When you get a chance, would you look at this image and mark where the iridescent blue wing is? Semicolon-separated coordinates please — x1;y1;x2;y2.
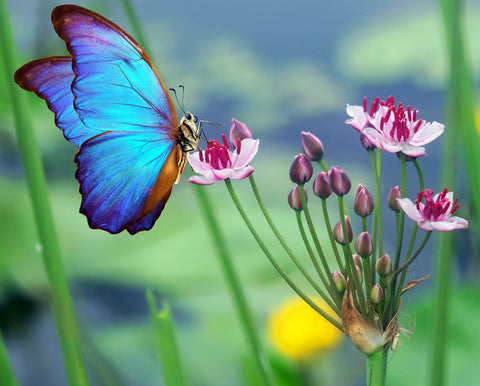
16;4;182;233
14;57;95;146
76;131;179;234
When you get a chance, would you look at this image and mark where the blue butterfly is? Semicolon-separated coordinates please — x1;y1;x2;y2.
14;4;200;234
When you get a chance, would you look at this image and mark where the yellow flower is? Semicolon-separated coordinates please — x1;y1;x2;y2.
268;297;343;360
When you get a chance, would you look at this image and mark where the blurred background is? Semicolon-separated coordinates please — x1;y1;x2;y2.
1;0;479;384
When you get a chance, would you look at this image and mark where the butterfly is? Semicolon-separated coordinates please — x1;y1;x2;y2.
14;4;200;234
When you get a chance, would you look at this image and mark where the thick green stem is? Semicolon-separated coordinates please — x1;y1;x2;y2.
193;186;276;386
0;2;88;384
366;349;388;386
0;333;17;386
146;293;187;386
225;179;343;331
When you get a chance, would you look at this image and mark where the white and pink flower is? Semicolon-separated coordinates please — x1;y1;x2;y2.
188;119;259;185
397;188;468;231
346;96;444;157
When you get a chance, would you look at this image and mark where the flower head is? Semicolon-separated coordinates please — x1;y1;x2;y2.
397;188;468;231
188;123;259;185
301;131;324;161
346;96;444;157
229;118;252;148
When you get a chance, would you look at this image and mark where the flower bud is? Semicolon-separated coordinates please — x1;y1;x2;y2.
332;271;346;294
329;166;351;196
352;254;363;270
229;118;252;149
360;134;376;151
288;186;307;211
312;172;331;199
301;131;324;161
333;216;353;245
388;186;401;212
370;284;384;304
376;254;392;277
354;232;373;258
289;154;313;184
354;184;374;217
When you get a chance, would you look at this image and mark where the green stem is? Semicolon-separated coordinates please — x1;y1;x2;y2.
366;349;388;386
225;179;343;331
393;154;407;272
338;197;367;315
370;149;383;257
0;333;17;386
297;185;340;304
0;2;88;384
146;292;187;386
193;186;276;386
249;176;337;310
295;212;341;314
321;199;345;275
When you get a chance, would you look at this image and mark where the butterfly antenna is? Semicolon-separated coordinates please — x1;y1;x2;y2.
169;87;186;115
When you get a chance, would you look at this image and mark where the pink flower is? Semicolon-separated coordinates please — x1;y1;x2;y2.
346;96;444;157
188;122;259;185
397;188;468;231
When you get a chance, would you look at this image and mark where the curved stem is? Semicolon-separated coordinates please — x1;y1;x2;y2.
370;149;383;257
295;212;341;313
193;186;276;386
0;3;88;384
248;176;338;311
225;179;343;330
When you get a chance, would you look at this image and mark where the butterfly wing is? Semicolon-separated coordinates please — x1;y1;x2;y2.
16;4;183;233
14;57;96;146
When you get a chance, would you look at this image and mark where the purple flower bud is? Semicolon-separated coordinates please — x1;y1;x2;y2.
376;254;392;277
288;185;307;211
354;184;374;217
388;186;401;212
355;232;373;258
360;134;376;151
301;131;324;161
332;271;346;294
352;254;363;270
312;172;332;199
333;215;353;245
289;154;313;184
229;119;252;149
370;284;384;304
329;166;351;196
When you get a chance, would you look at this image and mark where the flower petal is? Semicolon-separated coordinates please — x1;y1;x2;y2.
232;139;259;168
397;198;424;222
345;105;367;131
231;165;255;180
430;217;468;231
188;152;212;174
188;174;219;185
409;121;444;146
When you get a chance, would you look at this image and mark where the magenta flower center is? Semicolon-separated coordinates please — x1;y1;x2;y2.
198;134;241;170
415;188;460;222
364;95;423;143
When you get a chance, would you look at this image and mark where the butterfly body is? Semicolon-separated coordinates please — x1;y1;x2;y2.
14;5;199;234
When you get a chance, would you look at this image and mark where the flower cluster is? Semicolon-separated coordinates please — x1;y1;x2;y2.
187;96;468;360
